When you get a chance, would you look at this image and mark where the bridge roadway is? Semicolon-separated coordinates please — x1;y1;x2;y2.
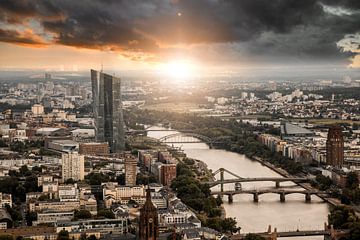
231;228;350;240
231;230;329;239
204;177;309;187
211;189;327;203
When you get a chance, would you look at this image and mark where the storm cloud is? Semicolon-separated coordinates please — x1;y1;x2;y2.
0;0;359;65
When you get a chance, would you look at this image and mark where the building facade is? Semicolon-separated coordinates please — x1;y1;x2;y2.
326;125;344;167
61;152;84;182
79;142;109;155
91;69;125;152
161;164;177;187
125;157;137;186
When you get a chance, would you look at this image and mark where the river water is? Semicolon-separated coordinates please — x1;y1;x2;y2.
147;126;329;239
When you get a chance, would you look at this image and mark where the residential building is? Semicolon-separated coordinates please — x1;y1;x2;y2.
125;157;137;186
0;193;12;208
61;152;84;182
161;164;177;187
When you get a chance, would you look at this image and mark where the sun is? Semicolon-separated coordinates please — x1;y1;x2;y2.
161;61;196;81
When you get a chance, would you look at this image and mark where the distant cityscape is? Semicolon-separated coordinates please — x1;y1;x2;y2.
0;69;357;239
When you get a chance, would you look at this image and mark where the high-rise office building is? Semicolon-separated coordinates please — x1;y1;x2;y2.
160;164;177;187
125;158;137;186
62;151;84;182
326;125;344;167
91;69;125;152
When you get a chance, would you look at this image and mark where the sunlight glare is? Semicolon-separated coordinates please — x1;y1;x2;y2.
162;61;195;81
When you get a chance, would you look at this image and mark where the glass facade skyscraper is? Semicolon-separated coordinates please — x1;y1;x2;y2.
91;69;125;152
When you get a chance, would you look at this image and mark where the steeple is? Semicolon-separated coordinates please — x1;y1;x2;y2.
139;186;159;240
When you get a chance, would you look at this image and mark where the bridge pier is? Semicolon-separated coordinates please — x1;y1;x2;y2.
220;168;224;193
228;194;233;203
275;181;280;188
253;192;259;202
280;192;285;202
305;193;311;203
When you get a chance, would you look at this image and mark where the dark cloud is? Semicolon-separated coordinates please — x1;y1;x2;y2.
0;0;359;65
0;28;46;46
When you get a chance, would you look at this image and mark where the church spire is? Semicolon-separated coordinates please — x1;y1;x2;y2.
139;186;159;240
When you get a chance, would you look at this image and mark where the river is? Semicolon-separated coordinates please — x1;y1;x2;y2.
147;126;330;239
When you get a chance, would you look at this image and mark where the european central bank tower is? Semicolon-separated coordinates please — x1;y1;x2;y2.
91;69;125;152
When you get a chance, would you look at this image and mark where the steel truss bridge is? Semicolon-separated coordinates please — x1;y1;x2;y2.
159;132;212;144
203;168;325;203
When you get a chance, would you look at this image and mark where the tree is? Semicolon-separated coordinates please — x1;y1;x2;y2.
97;209;115;219
221;217;240;233
19;165;31;176
65;178;76;184
0;235;14;240
116;174;125;185
57;230;70;240
25;211;37;226
85;172;111;185
31;166;42;173
5;204;21;227
349;221;360;240
346;172;359;189
86;235;97;240
328;206;357;229
74;209;92;220
244;234;266;240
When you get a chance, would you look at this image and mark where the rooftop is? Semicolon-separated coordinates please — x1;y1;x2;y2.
281;122;313;136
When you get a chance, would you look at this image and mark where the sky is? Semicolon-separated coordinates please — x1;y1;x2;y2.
0;0;359;72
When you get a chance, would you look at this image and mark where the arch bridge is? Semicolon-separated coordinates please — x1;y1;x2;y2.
231;224;350;240
204;168;309;192
159;132;213;145
211;189;327;203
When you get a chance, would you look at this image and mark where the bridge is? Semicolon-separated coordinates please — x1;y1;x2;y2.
159;132;212;144
211;189;326;203
231;224;350;240
204;168;310;192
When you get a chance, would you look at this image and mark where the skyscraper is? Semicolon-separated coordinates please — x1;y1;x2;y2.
62;151;84;182
91;69;125;152
326;125;344;167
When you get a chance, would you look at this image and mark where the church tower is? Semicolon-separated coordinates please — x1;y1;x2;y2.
139;188;159;240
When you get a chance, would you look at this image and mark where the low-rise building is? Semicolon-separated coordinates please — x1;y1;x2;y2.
33;211;74;226
0;193;12;208
79;142;109;155
103;182;145;207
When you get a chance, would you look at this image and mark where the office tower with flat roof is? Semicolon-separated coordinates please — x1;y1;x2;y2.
326;125;344;167
62;151;84;182
91;69;125;152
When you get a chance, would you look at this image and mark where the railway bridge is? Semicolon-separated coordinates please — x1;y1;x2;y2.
204;168;310;192
211;189;326;203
